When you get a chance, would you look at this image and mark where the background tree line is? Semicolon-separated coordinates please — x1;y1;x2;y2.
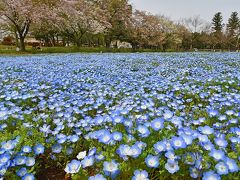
0;0;239;52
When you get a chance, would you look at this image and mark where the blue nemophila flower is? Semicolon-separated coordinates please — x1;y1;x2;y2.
145;155;159;168
112;116;124;124
66;147;73;155
165;151;178;162
52;144;62;154
208;109;219;117
103;160;120;178
134;141;147;150
117;144;131;160
25;157;35;167
151;118;164;131
95;153;105;162
0;110;7;119
0;153;10;166
14;156;26;166
22;173;34;180
81;156;95;168
64;160;81;174
88;148;97;156
215;162;228;175
68;135;79;143
201;142;214;151
89;174;106;180
202;170;220;180
181;134;193;145
225;110;235;116
218;115;226;121
112;132;123;141
34;144;44;155
132;170;149;180
163;110;173;119
137;125;150;138
165;160;179;174
198;134;210;143
129;145;142;158
209;149;225;161
225;158;239;172
124;120;133;128
39;124;51;134
171;136;187;149
99;131;112;144
214;137;228;148
198;126;214;135
153;141;166;154
189;167;200;178
1;141;15;151
16;167;27;177
21;146;32;153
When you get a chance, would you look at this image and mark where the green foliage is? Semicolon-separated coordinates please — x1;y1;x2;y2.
212;12;224;33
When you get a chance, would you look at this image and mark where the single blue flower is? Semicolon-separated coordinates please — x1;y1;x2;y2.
16;167;27;177
112;132;123;141
25;157;35;167
198;126;214;135
64;159;81;174
214;137;228;148
1;140;15;151
171;136;187;149
103;160;120;178
89;174;106;180
202;170;220;180
189;167;199;178
151;118;164;131
21;146;32;153
66;147;73;155
132;170;149;180
225;158;239;172
153;141;166;154
209;149;225;161
0;153;11;166
22;173;34;180
34;144;44;155
52;144;62;154
145;155;159;168
137;125;150;138
81;156;95;168
215;162;228;175
14;156;26;166
165;160;179;174
99;131;112;144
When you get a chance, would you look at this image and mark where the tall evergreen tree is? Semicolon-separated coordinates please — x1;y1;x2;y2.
227;12;239;36
212;12;223;33
226;12;240;50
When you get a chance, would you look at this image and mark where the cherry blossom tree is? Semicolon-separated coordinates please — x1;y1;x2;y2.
54;0;110;47
129;10;166;49
0;0;60;51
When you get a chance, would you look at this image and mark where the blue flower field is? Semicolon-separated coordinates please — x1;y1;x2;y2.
0;53;239;180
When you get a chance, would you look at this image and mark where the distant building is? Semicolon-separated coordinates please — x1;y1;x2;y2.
110;40;132;49
25;37;42;45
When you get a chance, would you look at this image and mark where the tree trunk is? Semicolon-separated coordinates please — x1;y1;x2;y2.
19;36;26;51
14;30;19;48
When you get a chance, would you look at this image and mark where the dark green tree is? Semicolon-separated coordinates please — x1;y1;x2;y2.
211;12;225;50
226;12;239;50
212;12;223;33
227;12;239;36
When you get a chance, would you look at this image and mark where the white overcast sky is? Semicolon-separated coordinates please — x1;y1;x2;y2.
130;0;240;23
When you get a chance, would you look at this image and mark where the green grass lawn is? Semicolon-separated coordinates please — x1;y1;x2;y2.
0;45;169;55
